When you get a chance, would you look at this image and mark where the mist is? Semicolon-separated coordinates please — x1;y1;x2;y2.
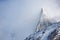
0;0;60;40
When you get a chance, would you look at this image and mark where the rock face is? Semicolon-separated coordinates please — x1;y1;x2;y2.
24;8;60;40
25;22;60;40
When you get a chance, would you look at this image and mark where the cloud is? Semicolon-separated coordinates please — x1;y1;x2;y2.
42;0;60;22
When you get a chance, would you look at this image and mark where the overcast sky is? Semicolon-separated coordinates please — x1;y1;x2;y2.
0;0;60;40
